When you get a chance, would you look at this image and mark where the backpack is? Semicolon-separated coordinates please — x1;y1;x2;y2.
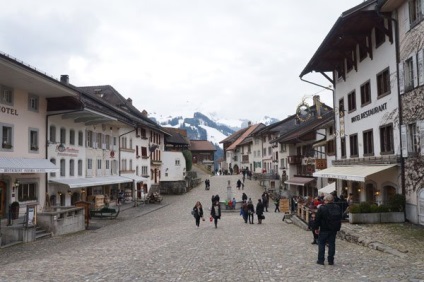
325;203;342;231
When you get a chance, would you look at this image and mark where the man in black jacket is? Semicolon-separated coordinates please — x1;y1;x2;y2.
313;194;341;266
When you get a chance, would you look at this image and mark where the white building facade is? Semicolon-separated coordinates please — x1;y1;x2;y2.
302;1;401;204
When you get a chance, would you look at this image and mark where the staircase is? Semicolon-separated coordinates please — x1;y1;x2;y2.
35;226;52;240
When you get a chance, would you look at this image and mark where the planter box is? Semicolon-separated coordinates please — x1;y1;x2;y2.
349;212;405;224
349;213;380;224
380;212;405;223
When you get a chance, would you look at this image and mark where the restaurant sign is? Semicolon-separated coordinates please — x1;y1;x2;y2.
351;103;387;123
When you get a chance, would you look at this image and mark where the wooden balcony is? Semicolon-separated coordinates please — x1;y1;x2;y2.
287;155;302;164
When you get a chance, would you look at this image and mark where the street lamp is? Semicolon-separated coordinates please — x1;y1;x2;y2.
13;179;19;192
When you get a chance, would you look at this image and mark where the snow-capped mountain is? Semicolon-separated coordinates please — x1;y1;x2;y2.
148;112;279;163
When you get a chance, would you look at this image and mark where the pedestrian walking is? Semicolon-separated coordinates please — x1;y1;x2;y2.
232;197;237;210
256;199;264;224
313;194;342;265
247;199;255;224
242;193;248;202
308;212;318;244
274;196;280;212
210;201;221;228
241;201;248;223
262;192;269;212
192;201;204;227
237;179;242;190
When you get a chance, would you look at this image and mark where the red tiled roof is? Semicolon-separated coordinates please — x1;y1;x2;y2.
227;124;261;151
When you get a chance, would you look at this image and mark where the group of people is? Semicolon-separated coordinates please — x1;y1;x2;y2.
307;191;353;218
193;196;222;228
193;188;343;266
240;198;265;224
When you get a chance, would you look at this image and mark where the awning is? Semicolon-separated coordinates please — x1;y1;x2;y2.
0;157;58;173
313;165;397;182
285;177;315;186
318;182;336;194
122;175;149;183
49;176;132;189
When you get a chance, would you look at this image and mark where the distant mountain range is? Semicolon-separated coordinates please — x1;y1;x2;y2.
149;112;279;164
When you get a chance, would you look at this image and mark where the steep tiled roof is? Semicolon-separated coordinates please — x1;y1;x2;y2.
273;108;334;143
190;140;216;151
78;85;169;135
227;124;262;151
220;127;249;144
164;127;190;145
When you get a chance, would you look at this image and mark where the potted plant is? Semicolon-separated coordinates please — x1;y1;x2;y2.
349;195;406;224
2;143;13;149
10;201;19;219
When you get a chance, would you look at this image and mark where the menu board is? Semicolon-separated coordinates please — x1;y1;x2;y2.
279;199;290;213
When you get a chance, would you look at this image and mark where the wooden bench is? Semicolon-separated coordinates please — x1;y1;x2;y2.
90;207;120;219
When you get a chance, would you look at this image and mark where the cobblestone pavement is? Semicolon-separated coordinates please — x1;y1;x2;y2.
1;173;424;281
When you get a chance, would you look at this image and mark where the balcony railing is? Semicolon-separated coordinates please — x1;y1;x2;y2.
332;155;400;166
287;155;302;164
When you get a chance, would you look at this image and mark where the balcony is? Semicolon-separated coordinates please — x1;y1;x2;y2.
151;160;162;166
287;155;302;164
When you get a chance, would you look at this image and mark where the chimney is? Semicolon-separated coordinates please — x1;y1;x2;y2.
314;95;322;119
248;121;252;127
127;98;132;105
60;75;69;84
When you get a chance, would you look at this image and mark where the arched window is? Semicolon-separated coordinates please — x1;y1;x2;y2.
78;160;83;176
78;131;83;146
70;159;75;176
69;129;75;145
60;128;66;144
49;126;56;143
365;183;376;204
60;159;66;177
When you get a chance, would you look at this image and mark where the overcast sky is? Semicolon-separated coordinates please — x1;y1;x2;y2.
1;0;362;122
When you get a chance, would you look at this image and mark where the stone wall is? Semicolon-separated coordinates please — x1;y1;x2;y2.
160;181;187;195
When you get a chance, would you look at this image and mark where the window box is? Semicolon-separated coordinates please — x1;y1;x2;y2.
2;143;12;149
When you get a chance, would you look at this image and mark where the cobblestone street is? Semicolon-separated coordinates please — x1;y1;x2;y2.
0;174;423;281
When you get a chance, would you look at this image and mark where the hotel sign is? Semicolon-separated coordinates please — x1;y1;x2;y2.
351;103;387;123
0;106;18;116
57;146;80;157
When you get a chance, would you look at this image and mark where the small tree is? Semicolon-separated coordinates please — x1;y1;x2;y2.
183;150;192;171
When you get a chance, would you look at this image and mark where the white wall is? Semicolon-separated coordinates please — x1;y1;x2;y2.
335;28;400;158
161;151;186;181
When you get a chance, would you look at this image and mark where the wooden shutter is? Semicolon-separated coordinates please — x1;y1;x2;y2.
420;121;424;155
413;52;419;88
399;62;405;94
401;124;408;157
418;49;424;86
